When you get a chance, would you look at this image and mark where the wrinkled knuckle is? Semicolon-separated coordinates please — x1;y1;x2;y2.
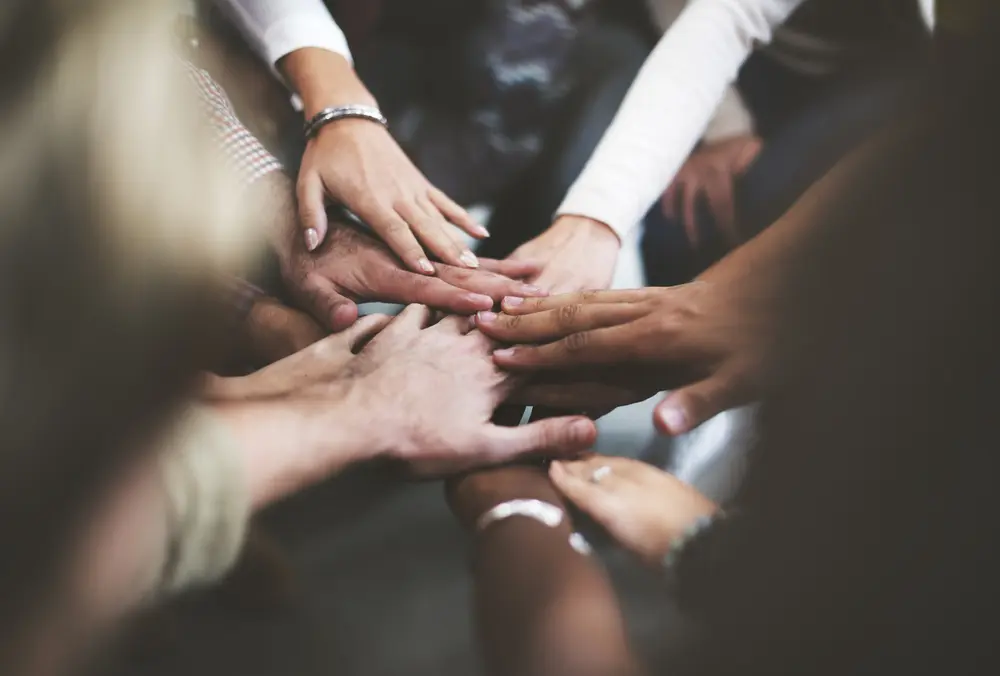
564;330;590;353
556;303;581;327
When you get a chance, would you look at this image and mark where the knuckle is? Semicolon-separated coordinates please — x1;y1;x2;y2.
556;303;581;327
563;330;590;353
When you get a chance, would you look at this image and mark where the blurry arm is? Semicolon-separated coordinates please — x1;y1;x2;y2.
448;465;643;676
557;0;803;240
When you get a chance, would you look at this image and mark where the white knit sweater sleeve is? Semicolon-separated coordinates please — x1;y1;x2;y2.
213;0;352;66
557;0;804;240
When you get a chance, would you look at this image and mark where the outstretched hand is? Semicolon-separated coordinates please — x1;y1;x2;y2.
476;283;766;435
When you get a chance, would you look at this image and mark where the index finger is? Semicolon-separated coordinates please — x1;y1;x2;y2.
373;267;495;314
500;289;649;315
491;324;635;371
475;302;644;344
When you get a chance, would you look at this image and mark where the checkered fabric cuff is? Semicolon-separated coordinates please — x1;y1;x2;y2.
183;62;284;187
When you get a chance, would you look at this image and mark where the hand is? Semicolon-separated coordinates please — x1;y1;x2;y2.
347;305;598;476
507;215;621;294
207;314;392;401
476;283;767;435
280;217;547;331
662;135;763;248
299;120;489;272
549;455;718;568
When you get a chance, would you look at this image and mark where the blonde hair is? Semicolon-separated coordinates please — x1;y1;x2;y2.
0;0;258;665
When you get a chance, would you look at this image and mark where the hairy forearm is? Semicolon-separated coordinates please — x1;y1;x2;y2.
278;47;376;118
449;466;642;676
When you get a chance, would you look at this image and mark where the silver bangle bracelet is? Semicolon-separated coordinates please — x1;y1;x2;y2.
475;499;564;532
304;104;388;140
474;499;593;556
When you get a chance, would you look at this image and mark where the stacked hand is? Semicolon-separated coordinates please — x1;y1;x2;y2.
549;455;718;568
299;120;490;273
279;208;546;332
218;305;598;494
506;215;621;295
475;283;767;434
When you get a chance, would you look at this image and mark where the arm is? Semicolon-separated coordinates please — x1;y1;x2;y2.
213;1;487;273
448;466;644;676
557;0;804;241
212;0;352;72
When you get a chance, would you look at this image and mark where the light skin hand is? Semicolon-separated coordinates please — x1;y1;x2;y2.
261;173;546;331
661;134;763;248
507;215;621;294
476;284;765;436
346;305;599;476
549;455;718;569
280;48;488;273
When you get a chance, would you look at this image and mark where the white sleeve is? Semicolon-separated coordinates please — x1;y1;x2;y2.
557;0;804;240
703;85;755;142
213;0;352;67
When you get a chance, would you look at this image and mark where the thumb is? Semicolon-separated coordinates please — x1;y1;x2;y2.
654;375;742;436
479;416;597;463
339;313;393;352
297;173;329;252
302;278;359;332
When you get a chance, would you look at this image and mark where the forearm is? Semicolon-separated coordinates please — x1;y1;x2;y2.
557;0;802;240
449;466;642;676
212;0;352;72
278;47;376;118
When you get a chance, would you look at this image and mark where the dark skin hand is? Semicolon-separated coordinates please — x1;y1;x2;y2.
475;283;766;435
476;145;862;435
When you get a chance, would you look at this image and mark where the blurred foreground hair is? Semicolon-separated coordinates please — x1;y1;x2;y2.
0;0;253;666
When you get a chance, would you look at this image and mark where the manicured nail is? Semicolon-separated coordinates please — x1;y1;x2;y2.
418;258;435;274
493;347;516;359
475;225;491;238
466;293;494;309
460;251;480;268
477;311;497;323
658;406;688;434
304;228;320;252
503;296;524;308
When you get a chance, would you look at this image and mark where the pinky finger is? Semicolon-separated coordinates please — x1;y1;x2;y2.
428;187;490;239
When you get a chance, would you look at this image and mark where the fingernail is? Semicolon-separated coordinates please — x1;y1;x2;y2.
494;347;516;359
460;251;480;268
475;225;491;238
503;296;524;308
466;293;494;309
571;419;594;440
658;406;688;434
520;285;546;296
304;228;320;252
476;311;497;323
418;258;435;274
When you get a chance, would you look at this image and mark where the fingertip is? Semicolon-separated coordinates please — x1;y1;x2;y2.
465;293;494;311
502;296;525;312
416;258;436;275
305;227;320;252
330;302;360;332
654;399;690;436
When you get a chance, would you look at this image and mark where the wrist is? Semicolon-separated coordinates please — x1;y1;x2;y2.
553;215;621;249
212;390;374;510
447;466;564;532
278;47;377;119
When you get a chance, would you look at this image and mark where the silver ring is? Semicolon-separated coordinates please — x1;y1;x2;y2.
590;465;612;484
